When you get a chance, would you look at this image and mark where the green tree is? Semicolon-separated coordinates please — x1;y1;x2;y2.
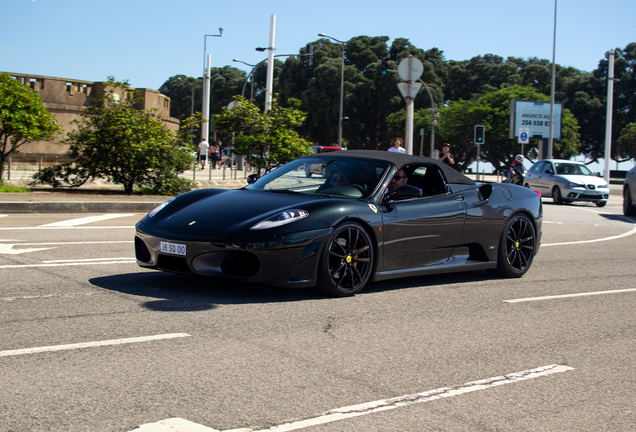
437;85;581;172
0;73;60;180
617;122;636;160
37;78;195;194
214;96;313;173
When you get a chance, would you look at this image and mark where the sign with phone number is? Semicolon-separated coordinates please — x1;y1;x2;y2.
510;99;563;140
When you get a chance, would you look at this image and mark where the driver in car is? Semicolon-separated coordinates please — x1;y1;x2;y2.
331;170;351;187
388;169;408;191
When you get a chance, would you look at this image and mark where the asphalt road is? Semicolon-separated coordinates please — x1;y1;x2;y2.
1;196;634;432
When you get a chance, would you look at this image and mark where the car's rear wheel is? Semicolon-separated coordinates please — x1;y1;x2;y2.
317;222;374;297
494;213;536;278
552;186;563;205
624;187;636;216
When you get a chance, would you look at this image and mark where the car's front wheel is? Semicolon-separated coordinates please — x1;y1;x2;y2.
493;213;536;278
624;187;636;216
317;222;374;297
552;186;563;205
595;201;607;208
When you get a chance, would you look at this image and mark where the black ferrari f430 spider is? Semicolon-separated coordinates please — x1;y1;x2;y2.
135;150;542;296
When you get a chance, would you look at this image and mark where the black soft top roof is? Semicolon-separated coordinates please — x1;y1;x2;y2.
303;149;475;186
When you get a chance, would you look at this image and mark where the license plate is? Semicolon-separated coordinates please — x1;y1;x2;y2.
585;191;599;196
159;241;186;256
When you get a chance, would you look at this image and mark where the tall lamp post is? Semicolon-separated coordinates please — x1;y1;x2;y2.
318;33;346;147
202;28;223;141
235;53;312;103
233;59;257;100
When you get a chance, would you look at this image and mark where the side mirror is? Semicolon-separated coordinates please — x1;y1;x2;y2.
247;174;259;184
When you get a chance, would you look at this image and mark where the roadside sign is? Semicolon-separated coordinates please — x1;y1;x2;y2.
397;82;422;99
398;57;423;82
518;127;530;144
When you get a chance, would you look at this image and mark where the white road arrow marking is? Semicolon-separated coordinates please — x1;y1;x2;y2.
0;244;55;255
39;213;134;227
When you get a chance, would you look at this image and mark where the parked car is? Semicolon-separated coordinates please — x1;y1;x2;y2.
305;146;345;177
624;164;636;216
524;159;609;207
135;151;542;297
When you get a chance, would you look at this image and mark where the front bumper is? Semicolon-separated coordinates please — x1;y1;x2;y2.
135;222;332;288
564;188;609;202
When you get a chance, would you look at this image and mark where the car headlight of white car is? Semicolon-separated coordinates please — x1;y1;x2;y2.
566;182;585;188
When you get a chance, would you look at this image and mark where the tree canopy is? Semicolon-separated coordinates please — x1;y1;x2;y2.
0;73;60;180
160;39;636;168
213;96;313;173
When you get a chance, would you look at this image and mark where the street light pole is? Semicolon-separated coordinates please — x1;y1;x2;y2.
417;79;437;158
319;33;346;147
233;59;257;100
235;53;312;103
202;28;223;142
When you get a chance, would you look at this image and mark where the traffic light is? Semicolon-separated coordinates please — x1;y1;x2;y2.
381;58;388;75
474;125;485;144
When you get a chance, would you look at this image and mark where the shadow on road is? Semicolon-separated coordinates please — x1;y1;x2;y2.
90;268;495;311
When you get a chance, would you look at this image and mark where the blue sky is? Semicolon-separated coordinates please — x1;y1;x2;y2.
1;0;634;91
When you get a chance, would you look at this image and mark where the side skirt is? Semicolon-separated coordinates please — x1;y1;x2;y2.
372;257;496;282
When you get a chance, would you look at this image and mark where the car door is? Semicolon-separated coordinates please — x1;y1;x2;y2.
381;184;467;272
532;161;554;196
525;161;544;190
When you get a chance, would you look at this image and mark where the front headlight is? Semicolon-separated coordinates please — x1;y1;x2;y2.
566;182;584;188
149;197;176;218
250;209;309;230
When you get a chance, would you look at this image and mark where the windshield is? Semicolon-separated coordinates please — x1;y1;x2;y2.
245;157;390;199
554;162;594;176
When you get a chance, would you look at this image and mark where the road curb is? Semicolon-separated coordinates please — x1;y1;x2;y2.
0;201;163;214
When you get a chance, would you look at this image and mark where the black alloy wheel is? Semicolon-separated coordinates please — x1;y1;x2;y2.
317;222;374;297
625;187;636;216
552;186;563;205
494;213;536;278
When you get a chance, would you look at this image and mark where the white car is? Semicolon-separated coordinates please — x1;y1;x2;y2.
624;164;636;216
524;159;609;207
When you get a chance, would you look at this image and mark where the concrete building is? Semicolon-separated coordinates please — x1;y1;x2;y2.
3;72;179;165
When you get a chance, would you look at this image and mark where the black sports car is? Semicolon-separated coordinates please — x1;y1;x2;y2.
135;150;542;296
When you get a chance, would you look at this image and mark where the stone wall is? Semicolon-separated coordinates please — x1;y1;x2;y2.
4;72;179;162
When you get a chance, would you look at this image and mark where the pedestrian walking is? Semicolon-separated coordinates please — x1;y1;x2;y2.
198;138;209;170
209;141;220;169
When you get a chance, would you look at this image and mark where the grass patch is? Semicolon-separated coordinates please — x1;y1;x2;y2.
0;181;30;193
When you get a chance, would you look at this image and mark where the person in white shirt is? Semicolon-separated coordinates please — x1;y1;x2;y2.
198;138;210;170
387;137;405;153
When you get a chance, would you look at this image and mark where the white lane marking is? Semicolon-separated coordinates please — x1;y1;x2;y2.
0;333;191;358
0;226;135;230
505;288;636;303
0;260;137;269
542;221;636;246
1;292;96;302
130;365;574;432
0;241;132;246
42;257;134;263
0;244;55;255
39;214;135;227
0;215;7;218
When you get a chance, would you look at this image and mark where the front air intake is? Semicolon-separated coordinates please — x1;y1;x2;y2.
221;251;260;277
